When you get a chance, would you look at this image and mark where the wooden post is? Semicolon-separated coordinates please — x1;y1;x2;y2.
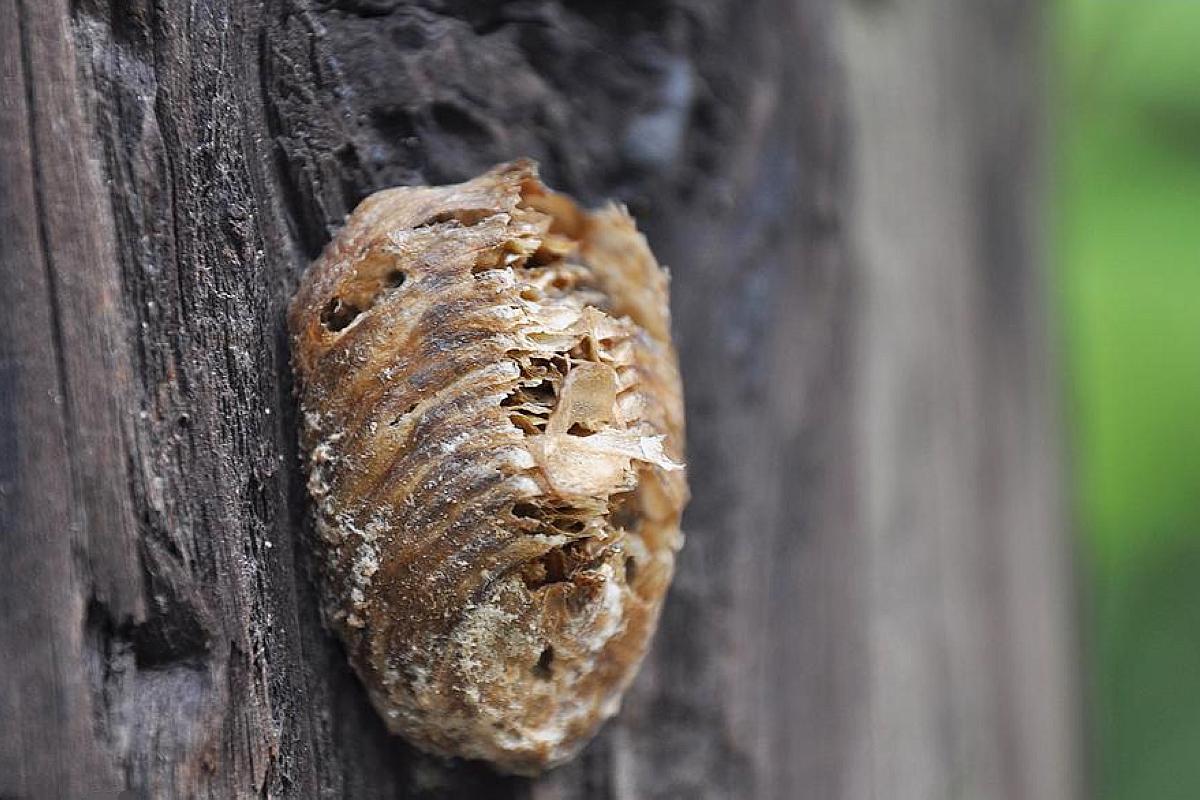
0;0;1079;797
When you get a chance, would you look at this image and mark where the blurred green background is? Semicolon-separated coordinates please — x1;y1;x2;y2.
1056;1;1200;797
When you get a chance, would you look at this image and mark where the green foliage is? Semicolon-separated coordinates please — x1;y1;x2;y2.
1056;1;1200;796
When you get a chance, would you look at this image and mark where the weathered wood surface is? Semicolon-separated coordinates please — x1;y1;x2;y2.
0;0;1078;798
838;3;1080;798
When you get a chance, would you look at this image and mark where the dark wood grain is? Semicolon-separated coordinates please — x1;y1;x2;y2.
0;0;1079;798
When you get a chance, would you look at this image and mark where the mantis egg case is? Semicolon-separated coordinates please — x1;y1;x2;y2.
288;161;687;775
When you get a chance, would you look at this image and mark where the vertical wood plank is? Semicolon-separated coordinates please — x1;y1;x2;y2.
840;1;1081;798
0;0;1078;797
1;1;136;795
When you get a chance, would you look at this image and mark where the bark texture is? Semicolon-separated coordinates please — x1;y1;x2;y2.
0;0;1078;798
